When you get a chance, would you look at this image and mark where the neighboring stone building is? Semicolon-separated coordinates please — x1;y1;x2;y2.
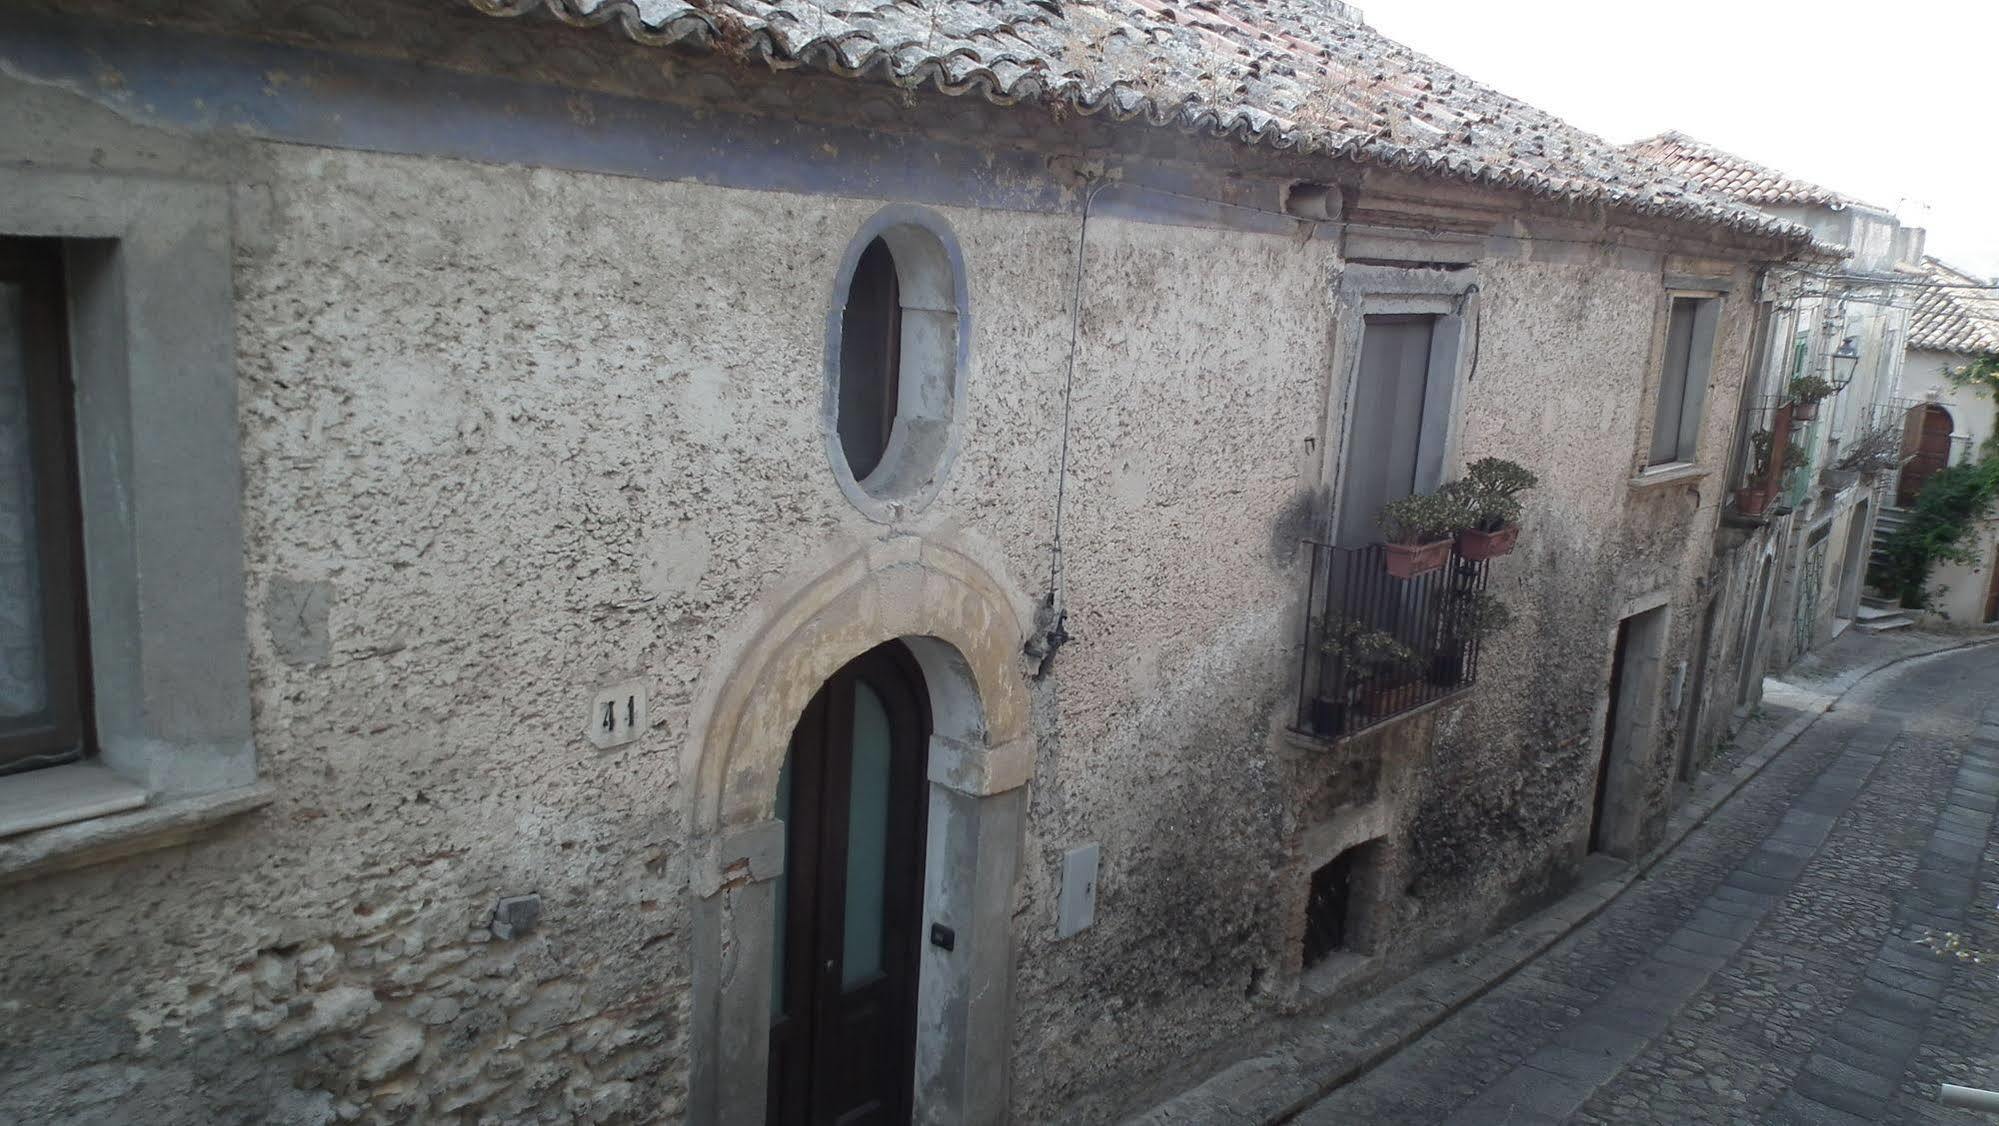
1623;132;1927;772
0;2;1815;1123
1893;256;1999;624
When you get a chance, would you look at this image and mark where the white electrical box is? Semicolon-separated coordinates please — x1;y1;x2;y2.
1056;843;1100;939
588;679;648;750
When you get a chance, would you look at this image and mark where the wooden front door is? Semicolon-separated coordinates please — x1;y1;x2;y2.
1897;404;1955;506
769;641;930;1126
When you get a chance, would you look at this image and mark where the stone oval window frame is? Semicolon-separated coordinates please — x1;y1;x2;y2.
823;206;971;522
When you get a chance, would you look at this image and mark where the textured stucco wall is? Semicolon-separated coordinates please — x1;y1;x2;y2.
1392;250;1756;936
0;29;1781;1126
0;94;1333;1121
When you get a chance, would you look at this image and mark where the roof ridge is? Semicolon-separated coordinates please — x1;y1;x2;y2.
466;0;1815;246
1620;129;1879;212
1910;256;1999;356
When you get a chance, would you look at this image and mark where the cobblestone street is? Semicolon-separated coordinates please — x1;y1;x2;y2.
1294;639;1999;1125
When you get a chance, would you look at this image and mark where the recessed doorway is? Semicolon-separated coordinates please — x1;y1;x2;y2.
769;640;931;1126
1592;604;1667;857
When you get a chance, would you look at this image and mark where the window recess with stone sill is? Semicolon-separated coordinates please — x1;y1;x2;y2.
0;240;88;781
0;172;267;874
1295;542;1491;740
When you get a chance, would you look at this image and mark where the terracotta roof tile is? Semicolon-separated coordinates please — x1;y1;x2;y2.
468;0;1813;244
1908;257;1999;356
1621;130;1880;211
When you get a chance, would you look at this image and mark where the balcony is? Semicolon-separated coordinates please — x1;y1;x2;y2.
1294;541;1493;740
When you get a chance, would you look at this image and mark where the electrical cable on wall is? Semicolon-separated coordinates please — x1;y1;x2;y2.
1026;175;1108;678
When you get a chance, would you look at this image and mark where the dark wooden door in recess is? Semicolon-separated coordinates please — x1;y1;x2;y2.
1897;404;1955;506
768;641;930;1126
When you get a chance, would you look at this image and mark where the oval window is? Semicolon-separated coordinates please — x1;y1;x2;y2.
839;238;901;481
825;210;968;520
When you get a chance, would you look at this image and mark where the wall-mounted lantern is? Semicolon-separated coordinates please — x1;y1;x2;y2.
1829;336;1861;390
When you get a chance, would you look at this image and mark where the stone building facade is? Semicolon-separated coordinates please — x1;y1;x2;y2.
0;2;1813;1123
1897;256;1999;625
1625;133;1931;779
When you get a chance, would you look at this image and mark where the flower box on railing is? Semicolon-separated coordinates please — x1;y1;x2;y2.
1455;524;1519;561
1734;484;1775;516
1294;541;1495;740
1383;537;1453;579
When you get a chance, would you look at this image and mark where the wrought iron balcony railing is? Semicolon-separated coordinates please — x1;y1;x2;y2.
1294;541;1492;739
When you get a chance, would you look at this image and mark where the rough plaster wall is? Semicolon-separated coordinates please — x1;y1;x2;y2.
0;122;1335;1121
1392;252;1751;946
1009;216;1331;1119
0;138;1077;1123
0;77;1783;1126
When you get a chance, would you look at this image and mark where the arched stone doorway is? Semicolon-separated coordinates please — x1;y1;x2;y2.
1897;403;1955;506
683;534;1031;1126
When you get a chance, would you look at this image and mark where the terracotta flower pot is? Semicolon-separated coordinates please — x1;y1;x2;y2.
1361;677;1419;717
1383;536;1454;579
1734;485;1774;516
1791;400;1819;422
1455;524;1519;561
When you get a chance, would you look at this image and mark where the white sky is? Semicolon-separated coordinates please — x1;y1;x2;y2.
1364;0;1999;277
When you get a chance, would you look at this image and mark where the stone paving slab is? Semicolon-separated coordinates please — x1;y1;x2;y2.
1125;629;1999;1126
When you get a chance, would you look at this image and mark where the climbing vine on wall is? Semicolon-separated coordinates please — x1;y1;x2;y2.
1876;457;1999;611
1875;351;1999;610
1948;354;1999;423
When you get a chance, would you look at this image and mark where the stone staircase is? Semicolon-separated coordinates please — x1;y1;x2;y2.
1856;597;1916;632
1861;506;1920;630
1869;505;1914;573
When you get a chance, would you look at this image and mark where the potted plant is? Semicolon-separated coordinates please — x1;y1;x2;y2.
1431;589;1513;686
1787;374;1835;422
1314;616;1422;729
1736;430;1778;516
1445;457;1538;561
1356;630;1425;716
1377;491;1469;579
1827;422;1901;489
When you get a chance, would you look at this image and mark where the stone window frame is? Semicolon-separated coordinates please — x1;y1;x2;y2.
0;165;268;883
822;206;972;524
1320;264;1481;545
1287;799;1396;1004
1631;276;1731;485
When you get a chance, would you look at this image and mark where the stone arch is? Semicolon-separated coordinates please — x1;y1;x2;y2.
687;534;1029;843
684;533;1032;1126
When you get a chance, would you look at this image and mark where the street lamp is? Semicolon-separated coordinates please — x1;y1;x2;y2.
1829;336;1861;390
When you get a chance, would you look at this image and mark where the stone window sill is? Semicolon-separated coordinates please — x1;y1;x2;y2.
1283;685;1476;753
1628;462;1708;491
0;762;147;837
0;773;273;886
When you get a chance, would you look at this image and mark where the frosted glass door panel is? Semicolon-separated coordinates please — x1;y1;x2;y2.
841;681;891;988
